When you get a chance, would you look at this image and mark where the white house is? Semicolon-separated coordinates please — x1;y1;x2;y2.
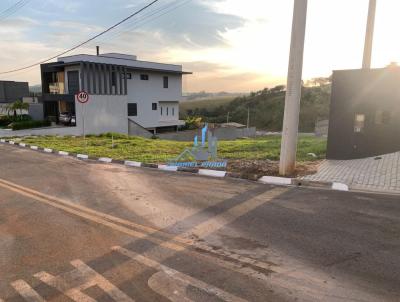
40;52;191;135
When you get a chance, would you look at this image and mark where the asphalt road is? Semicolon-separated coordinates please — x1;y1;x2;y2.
0;144;400;302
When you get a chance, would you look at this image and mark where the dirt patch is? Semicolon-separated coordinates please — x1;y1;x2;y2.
227;159;322;178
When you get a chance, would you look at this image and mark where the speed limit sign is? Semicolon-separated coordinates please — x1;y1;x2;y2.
76;91;89;104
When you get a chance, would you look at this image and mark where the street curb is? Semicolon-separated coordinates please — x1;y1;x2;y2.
0;138;352;193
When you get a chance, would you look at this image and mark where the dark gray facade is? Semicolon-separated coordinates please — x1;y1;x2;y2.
0;81;29;103
327;67;400;159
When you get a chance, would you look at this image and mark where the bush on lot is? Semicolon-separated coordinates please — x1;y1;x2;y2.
0;115;32;127
11;120;51;130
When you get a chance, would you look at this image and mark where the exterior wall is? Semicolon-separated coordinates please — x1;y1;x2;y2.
29;103;44;121
64;65;80;94
75;95;129;135
327;68;400;159
0;81;29;103
125;71;182;128
128;119;153;138
159;102;179;122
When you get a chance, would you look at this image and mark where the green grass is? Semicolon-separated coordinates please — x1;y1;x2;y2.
180;96;236;112
18;134;326;164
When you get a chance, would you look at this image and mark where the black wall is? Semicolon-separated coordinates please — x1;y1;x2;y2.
327;68;400;159
0;81;29;103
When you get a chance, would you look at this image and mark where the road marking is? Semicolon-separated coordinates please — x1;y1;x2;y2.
148;271;194;302
114;246;247;302
71;260;134;302
34;260;134;302
10;280;45;302
0;177;286;278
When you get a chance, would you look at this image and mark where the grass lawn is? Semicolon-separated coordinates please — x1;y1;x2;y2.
17;134;326;164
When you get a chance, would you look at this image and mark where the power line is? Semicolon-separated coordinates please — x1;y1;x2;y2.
0;0;31;21
0;0;160;75
92;0;192;47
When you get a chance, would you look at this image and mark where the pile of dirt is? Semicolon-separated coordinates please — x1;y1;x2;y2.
227;159;322;179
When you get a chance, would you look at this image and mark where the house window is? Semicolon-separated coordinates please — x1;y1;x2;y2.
161;107;163;115
375;110;391;125
163;76;169;88
123;73;132;79
152;103;157;110
127;103;137;116
166;107;169;116
140;74;149;81
354;114;365;133
172;107;175;116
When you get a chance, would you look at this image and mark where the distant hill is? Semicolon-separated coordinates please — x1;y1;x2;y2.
180;83;331;132
183;91;247;102
29;85;42;94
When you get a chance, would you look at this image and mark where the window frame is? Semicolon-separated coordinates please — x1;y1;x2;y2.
127;103;137;117
163;76;169;88
152;103;158;111
140;74;149;81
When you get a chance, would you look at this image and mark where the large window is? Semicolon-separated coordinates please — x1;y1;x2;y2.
128;103;137;116
140;74;149;81
152;103;157;110
354;114;365;133
375;110;391;125
111;72;116;86
163;76;169;88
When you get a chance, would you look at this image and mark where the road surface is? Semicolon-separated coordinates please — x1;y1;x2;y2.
0;144;400;301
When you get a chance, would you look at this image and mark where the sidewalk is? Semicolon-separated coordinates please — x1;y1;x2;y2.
302;152;400;194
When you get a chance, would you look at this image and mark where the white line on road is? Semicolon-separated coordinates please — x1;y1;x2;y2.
11;280;45;302
113;246;247;302
0;177;285;280
71;260;134;302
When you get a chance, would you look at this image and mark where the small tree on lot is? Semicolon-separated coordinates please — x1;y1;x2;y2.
6;101;29;119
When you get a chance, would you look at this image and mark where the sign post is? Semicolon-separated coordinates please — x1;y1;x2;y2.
75;91;89;151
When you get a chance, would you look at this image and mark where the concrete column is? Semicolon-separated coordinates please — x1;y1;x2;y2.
109;65;113;95
86;63;91;94
92;63;97;94
362;0;376;69
124;67;128;95
279;0;308;176
119;66;123;96
80;63;85;91
103;65;108;95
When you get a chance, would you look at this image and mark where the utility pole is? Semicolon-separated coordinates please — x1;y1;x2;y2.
227;111;230;123
247;107;250;128
362;0;377;69
279;0;308;176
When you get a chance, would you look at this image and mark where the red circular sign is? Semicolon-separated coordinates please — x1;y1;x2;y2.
76;91;89;104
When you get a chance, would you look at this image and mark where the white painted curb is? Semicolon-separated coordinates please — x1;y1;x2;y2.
158;165;178;172
99;157;113;163
19;143;26;147
30;146;38;150
58;151;69;156
9;141;15;145
258;176;292;185
44;148;53;153
199;169;227;178
124;160;142;167
77;154;89;159
332;182;349;191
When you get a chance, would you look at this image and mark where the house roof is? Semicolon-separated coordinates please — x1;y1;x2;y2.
52;53;192;75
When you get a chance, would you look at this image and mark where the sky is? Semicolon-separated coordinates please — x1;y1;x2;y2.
0;0;399;92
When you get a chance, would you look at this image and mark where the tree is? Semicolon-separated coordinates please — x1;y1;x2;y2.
6;100;29;119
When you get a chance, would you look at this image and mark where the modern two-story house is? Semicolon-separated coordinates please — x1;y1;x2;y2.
40;52;191;135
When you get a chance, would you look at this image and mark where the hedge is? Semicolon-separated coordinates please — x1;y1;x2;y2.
11;120;51;130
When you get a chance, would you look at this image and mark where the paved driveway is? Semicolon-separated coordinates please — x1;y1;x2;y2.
302;152;400;194
1;144;400;301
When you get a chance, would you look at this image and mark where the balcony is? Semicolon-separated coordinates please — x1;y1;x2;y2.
48;83;65;94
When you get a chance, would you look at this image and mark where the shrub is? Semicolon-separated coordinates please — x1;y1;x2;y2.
11;120;51;130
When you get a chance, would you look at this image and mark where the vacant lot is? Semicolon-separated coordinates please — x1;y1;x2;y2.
180;96;235;113
18;134;326;164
